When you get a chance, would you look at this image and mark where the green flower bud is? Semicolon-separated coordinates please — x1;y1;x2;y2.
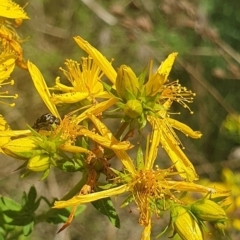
27;154;50;172
2;137;38;159
116;65;139;101
171;205;203;240
191;199;227;222
123;99;143;118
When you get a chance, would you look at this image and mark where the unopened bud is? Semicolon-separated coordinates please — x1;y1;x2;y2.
191;199;227;222
171;205;203;240
27;154;50;172
2;137;39;159
116;65;139;101
123;99;143;118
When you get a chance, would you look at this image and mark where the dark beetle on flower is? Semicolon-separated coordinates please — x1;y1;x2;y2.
32;113;60;130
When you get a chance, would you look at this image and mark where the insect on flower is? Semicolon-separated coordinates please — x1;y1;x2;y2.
32;113;60;130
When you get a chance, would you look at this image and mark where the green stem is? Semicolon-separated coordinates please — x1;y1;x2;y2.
115;121;130;140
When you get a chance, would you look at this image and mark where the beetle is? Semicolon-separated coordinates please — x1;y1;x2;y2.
32;113;60;130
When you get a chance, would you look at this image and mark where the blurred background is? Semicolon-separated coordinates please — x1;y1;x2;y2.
1;0;240;239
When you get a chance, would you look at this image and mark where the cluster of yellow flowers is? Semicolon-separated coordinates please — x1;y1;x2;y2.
0;1;230;239
0;0;29;106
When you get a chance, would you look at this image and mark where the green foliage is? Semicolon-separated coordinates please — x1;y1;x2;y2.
0;186;84;239
92;197;120;228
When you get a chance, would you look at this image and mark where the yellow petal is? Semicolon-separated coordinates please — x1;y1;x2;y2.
0;0;29;19
161;132;198;181
141;220;151;240
168;118;202;139
87;113;136;174
145;117;161;170
0;130;31;137
51;92;89;104
75;98;117;124
50;77;74;92
0;114;11;152
144;53;178;96
114;150;137;175
27;61;61;119
155;52;178;84
74;36;117;84
79;128;133;151
54;184;129;208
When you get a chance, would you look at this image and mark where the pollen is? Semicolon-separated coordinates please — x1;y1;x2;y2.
54;115;80;144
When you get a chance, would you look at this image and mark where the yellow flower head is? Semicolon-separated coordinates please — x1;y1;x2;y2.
50;57;111;104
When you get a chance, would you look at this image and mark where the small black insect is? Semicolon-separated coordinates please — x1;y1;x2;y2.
32;113;60;130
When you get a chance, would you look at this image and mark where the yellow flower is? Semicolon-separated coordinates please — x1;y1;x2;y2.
53;114;216;239
0;0;29;19
143;53;201;181
50;57;112;104
0;22;28;70
0;51;18;106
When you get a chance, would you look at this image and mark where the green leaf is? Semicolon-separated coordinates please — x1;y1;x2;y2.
102;81;118;97
0;233;4;240
14;161;28;171
23;221;34;236
120;195;134;208
138;66;147;89
4;211;34;226
92;197;120;228
40;169;50;180
56;159;85;172
27;186;37;204
0;197;21;211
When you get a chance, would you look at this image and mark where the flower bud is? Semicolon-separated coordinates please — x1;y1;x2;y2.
123;99;143;118
2;137;39;159
116;65;139;101
27;154;50;172
191;199;227;222
171;205;203;240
